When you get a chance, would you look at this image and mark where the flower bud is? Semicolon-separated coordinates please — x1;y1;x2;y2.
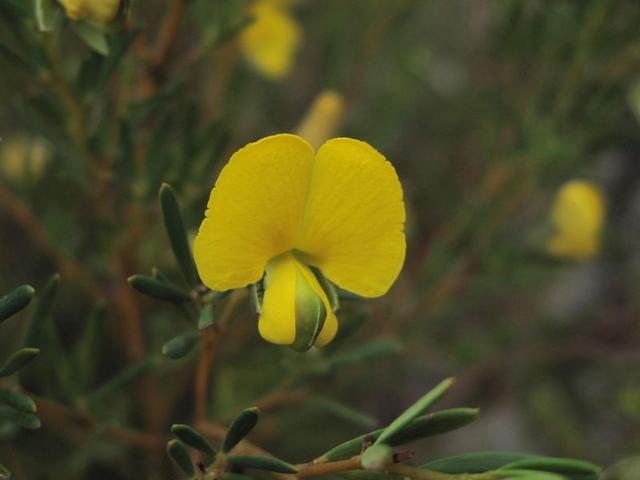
296;90;345;150
61;0;121;24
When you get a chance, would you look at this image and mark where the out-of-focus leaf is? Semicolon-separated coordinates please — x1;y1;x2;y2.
0;285;34;323
500;458;601;480
327;338;402;370
227;455;298;474
0;389;36;414
494;469;565;480
0;405;41;429
128;274;191;303
22;275;59;347
197;303;215;330
222;474;255;480
310;397;377;429
159;183;200;288
72;22;109;56
319;408;478;462
374;378;454;445
34;0;60;32
74;303;107;390
85;357;154;404
0;463;11;480
0;348;40;377
422;452;540;474
162;331;199;359
171;424;216;460
167;439;194;476
222;407;259;453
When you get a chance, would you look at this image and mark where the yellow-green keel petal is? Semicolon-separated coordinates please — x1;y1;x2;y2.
258;254;337;350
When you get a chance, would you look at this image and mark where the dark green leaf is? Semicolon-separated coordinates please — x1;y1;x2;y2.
222;407;259;453
162;331;199;359
0;405;41;429
0;389;36;413
167;439;194;476
86;357;154;404
75;303;107;390
22;275;59;348
227;455;298;474
34;0;60;32
423;452;540;474
328;338;402;370
171;424;216;458
0;285;34;322
72;22;109;56
128;274;191;303
341;472;403;480
222;474;255;480
319;408;478;462
494;469;565;480
500;458;601;480
374;378;454;445
0;348;40;377
159;183;200;288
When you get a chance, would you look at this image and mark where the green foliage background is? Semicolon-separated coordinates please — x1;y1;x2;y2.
0;0;639;478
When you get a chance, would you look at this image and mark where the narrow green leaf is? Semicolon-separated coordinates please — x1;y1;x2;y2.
494;469;565;480
197;303;215;330
222;407;259;453
423;452;540;474
0;389;36;413
0;463;11;480
0;348;40;377
361;444;392;470
320;408;478;462
72;22;109;55
34;0;60;32
162;331;199;359
374;378;454;446
167;439;194;476
227;455;298;474
128;274;191;303
0;285;35;322
0;405;41;429
328;338;402;370
75;303;108;389
500;458;601;480
159;183;200;288
311;397;377;429
222;474;255;480
86;357;154;404
22;274;59;348
171;424;216;458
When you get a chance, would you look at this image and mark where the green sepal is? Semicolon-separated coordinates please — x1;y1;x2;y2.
499;457;601;480
128;274;191;303
310;267;339;312
171;424;216;462
162;331;199;359
0;285;35;323
422;452;540;474
248;283;262;315
319;408;478;462
167;439;195;476
222;407;259;453
361;444;392;471
34;0;60;32
227;455;298;474
22;275;59;348
0;348;40;377
159;183;201;288
0;404;41;430
72;21;109;55
374;378;454;446
0;389;37;414
197;303;215;330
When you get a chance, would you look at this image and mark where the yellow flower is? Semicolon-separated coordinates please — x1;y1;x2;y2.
194;134;405;350
61;0;121;24
239;1;301;80
547;180;606;260
296;90;345;149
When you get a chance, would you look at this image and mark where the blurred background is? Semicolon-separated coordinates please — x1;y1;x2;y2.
0;0;639;478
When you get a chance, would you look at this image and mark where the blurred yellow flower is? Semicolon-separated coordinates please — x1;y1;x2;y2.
61;0;121;23
239;0;301;80
194;134;405;350
0;136;49;183
297;90;345;149
547;180;606;260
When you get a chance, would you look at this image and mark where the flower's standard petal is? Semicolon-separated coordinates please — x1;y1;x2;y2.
193;134;314;291
240;2;301;80
296;138;406;298
258;253;337;348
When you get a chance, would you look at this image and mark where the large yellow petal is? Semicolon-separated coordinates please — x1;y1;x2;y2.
193;134;314;291
258;253;337;348
295;138;406;297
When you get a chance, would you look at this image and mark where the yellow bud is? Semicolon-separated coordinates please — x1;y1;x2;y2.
296;90;345;150
0;136;49;184
61;0;121;24
547;179;606;260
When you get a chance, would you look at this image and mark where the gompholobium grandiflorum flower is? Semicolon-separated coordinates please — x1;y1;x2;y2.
193;134;405;351
547;179;606;260
61;0;122;23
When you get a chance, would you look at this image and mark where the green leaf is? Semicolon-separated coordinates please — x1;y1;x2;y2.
0;389;36;413
319;408;478;462
22;274;59;348
167;439;194;476
86;357;154;404
0;405;41;429
75;303;108;390
72;22;109;55
328;338;403;370
494;469;566;480
500;458;601;480
361;444;392;470
222;474;255;480
128;274;191;303
0;348;40;377
310;397;377;429
227;455;298;474
423;452;540;474
222;407;259;453
0;285;35;323
34;0;60;32
159;183;201;288
374;378;454;446
162;331;199;359
171;424;216;459
0;463;11;480
197;303;215;330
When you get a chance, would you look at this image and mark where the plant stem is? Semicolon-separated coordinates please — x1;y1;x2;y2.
297;456;362;478
387;463;495;480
